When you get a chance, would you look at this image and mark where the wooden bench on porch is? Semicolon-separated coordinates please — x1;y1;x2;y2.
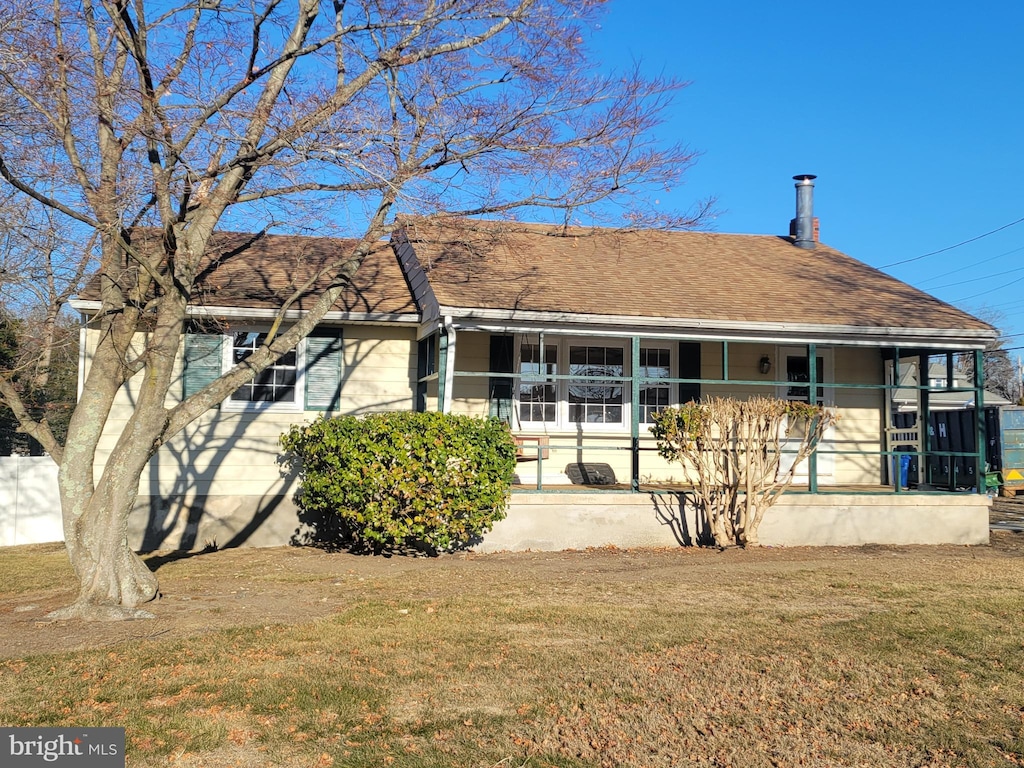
514;435;550;462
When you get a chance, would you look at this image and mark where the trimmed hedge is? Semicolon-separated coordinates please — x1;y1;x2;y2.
281;412;517;554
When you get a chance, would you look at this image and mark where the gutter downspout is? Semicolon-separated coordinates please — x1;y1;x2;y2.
77;314;88;401
440;316;456;414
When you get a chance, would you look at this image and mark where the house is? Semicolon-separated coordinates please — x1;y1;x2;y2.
71;178;997;552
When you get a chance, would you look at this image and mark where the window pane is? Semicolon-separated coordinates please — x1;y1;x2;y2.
637;347;671;424
519;343;557;423
568;345;625;424
230;332;297;404
252;385;274;401
786;355;825;402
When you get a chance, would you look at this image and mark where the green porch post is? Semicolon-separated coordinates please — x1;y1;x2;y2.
893;346;903;494
631;335;640;492
975;347;986;494
807;343;818;493
918;353;932;488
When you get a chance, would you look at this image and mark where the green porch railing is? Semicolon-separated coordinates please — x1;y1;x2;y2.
418;335;988;497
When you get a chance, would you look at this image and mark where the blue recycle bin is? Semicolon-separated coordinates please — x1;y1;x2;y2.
892;454;911;488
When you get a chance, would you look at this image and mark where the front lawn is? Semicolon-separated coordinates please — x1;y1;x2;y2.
1;538;1023;767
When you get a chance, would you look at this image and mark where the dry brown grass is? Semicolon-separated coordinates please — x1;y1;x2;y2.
1;535;1023;767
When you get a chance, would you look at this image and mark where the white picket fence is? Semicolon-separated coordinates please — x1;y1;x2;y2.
0;457;63;546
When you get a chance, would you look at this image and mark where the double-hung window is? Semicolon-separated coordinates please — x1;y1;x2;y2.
638;347;672;424
182;326;344;413
518;342;558;424
229;332;299;406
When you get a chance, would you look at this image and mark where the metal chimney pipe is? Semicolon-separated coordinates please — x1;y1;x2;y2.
793;174;817;249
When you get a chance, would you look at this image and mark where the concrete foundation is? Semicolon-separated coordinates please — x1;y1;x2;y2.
476;491;991;552
128;490;991;553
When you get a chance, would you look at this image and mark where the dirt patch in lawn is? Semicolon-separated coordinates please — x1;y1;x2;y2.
2;509;1024;660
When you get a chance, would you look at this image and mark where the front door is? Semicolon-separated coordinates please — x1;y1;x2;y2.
777;346;835;484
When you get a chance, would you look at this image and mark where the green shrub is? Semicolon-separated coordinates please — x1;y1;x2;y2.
281;412;517;554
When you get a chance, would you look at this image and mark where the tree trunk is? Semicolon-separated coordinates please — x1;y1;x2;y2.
48;474;158;621
46;285;184;621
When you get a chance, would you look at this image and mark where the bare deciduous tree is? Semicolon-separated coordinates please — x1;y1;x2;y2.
651;397;838;548
0;0;708;618
955;309;1023;405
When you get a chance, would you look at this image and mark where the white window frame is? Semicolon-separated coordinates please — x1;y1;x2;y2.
512;336;674;432
517;340;559;426
221;328;306;413
565;341;628;430
637;345;674;425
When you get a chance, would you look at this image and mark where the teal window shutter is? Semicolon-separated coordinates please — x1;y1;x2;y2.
305;330;344;411
183;333;223;398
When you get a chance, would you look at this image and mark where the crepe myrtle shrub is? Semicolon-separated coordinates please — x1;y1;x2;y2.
281;412;517;554
650;397;838;548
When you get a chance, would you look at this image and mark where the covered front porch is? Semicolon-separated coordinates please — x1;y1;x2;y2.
417;323;992;494
413;322;992;548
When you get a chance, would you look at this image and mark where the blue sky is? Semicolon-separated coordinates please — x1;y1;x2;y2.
590;0;1024;356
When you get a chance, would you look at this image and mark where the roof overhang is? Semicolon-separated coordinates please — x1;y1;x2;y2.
69;299;422;327
424;306;997;349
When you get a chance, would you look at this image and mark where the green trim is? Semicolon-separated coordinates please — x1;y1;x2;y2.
975;348;986;494
631;335;640;492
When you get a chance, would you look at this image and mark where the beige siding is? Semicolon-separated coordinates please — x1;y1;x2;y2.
450;330;492;417
88;326;888;499
88;324;417;498
832;347;886;485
